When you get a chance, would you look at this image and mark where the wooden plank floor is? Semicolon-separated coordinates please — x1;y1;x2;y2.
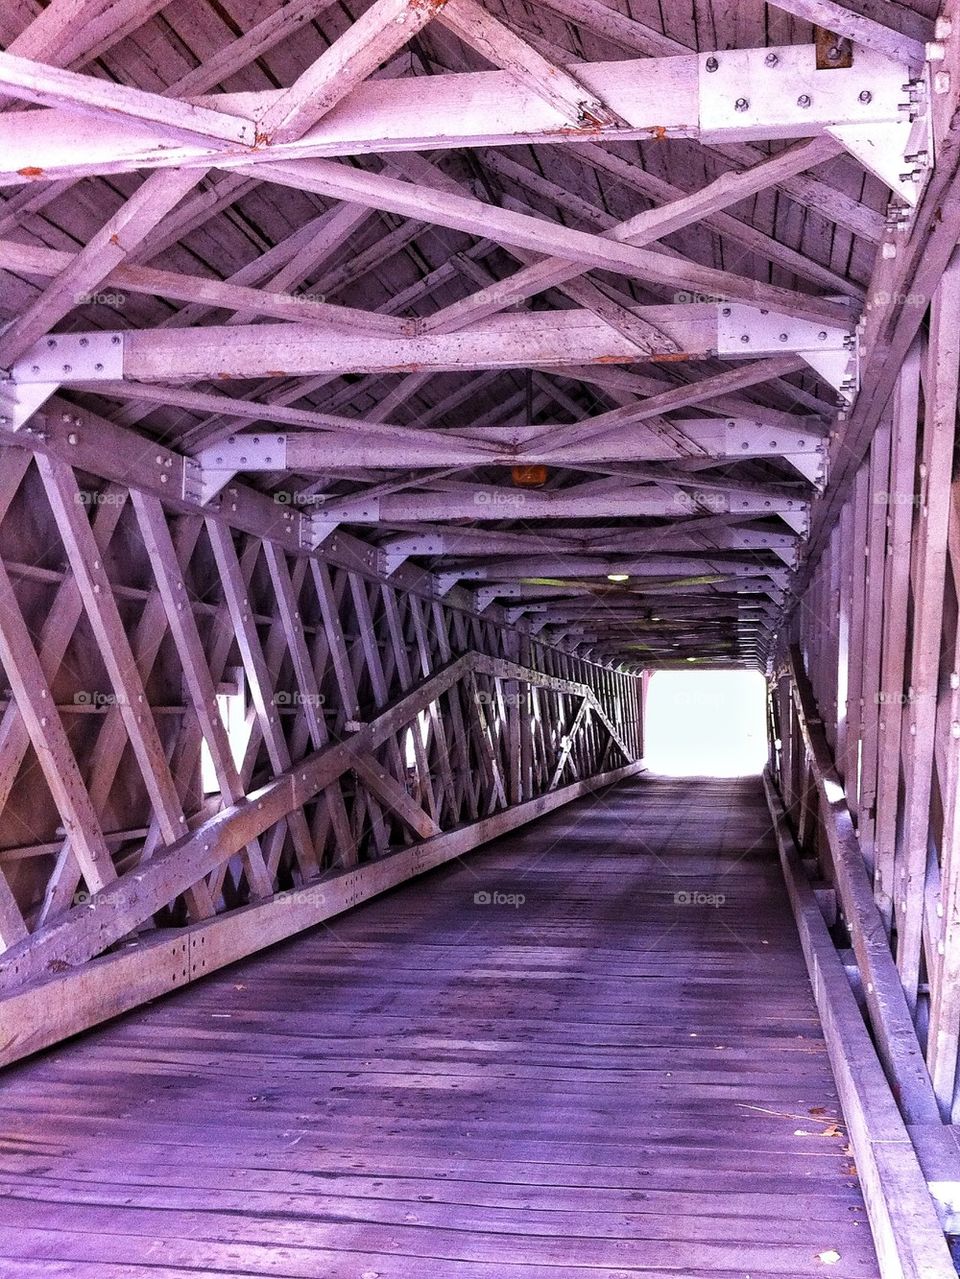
0;775;880;1278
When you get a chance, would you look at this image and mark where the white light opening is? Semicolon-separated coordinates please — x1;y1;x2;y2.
643;669;768;777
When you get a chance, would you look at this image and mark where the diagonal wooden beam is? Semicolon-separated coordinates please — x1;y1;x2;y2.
438;0;623;127
3;0;172;74
422;136;845;335
245;158;852;327
36;457;217;918
261;541;355;866
0;236;409;337
0;557;116;900
520;356;810;451
205;521;321;880
0;168;202;369
348;751;440;839
258;0;448;145
767;0;927;67
0;50;255;147
131;492;274;899
36;513;210;927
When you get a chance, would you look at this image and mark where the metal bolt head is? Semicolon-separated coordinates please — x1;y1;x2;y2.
764;51;779;67
734;97;749;112
859;89;872;104
705;56;719;72
797;93;811;108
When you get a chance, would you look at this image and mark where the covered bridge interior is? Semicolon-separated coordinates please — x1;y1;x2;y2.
1;0;960;1275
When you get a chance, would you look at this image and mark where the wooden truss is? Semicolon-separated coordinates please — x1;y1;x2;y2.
1;0;953;667
3;1;960;1271
0;447;640;1059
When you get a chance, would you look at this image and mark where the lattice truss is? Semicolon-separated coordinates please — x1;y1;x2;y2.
0;449;639;987
0;0;958;1040
0;0;948;674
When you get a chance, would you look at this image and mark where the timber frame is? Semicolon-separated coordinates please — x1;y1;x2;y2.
4;0;960;1275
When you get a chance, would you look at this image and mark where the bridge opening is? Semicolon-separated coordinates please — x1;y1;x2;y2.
643;668;768;777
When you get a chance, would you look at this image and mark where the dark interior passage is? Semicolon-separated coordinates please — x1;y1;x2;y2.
0;777;878;1278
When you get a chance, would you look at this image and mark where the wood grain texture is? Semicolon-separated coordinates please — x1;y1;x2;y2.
0;775;880;1278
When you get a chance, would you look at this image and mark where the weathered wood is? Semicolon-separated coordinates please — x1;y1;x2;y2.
764;774;955;1279
0;758;641;1066
786;647;941;1126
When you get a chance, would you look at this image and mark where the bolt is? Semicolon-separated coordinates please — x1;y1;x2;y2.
826;45;841;61
764;51;779;67
705;56;718;72
740;334;750;343
797;93;811;108
779;332;788;341
79;337;88;347
47;339;56;348
859;89;872;104
735;97;749;112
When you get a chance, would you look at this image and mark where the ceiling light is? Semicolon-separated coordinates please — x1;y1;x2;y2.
606;572;629;582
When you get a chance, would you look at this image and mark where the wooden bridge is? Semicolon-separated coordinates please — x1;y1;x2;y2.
1;0;960;1275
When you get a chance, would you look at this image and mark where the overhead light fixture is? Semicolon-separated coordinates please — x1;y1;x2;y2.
606;572;630;582
511;465;548;488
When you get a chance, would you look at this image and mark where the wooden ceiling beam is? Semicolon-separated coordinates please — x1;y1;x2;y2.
767;0;927;68
242;159;852;326
3;0;172;79
423;136;850;336
0;168;204;369
0;44;915;188
0;232;408;339
257;0;447;145
17;302;845;384
437;0;623;127
0;49;256;148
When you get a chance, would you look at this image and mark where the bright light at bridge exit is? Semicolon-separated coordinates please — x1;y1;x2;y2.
644;670;768;777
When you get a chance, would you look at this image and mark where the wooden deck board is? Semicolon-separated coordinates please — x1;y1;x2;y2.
0;776;880;1278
